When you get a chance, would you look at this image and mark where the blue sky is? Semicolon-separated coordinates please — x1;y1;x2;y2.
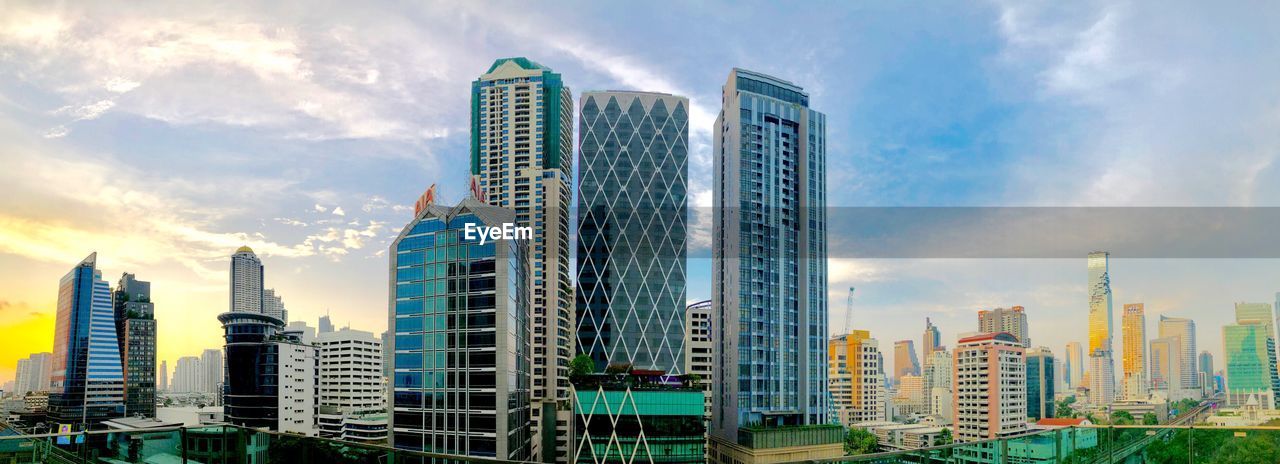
1;1;1278;382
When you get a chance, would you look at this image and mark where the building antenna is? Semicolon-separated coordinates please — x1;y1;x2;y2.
844;287;856;335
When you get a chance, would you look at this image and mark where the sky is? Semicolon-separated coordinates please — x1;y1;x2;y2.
1;1;1279;386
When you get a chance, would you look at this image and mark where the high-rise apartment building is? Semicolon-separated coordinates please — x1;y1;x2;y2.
13;352;52;395
923;318;942;355
829;331;886;426
1086;252;1116;406
978;306;1030;347
711;68;828;442
113;273;156;417
922;350;952;418
158;360;167;393
1026;347;1055;420
172;356;201;393
277;325;317;436
576;90;688;374
230;247;263;313
1065;342;1083;389
895;340;921;379
200;349;222;395
894;374;926;415
48;253;124;429
953;333;1026;443
1121;303;1147;400
388;197;531;460
316;328;387;443
471;57;573;462
685;300;713;422
1157;315;1199;393
262;288;287;324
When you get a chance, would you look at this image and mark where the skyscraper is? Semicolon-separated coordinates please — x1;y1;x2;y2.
48;253;124;429
1149;336;1182;396
471;57;572;462
1065;342;1084;389
894;340;921;378
953;333;1026;443
1223;321;1273;407
924;318;942;355
829;331;887;426
1026;347;1056;421
13;352;52;395
172;356;201;393
922;349;952;418
114;273;156;418
230;246;263;313
711;68;828;442
318;313;334;334
388;196;531;460
978;306;1030;347
1121;303;1147;399
1199;351;1214;393
576;90;689;373
1234;302;1278;406
158;360;167;394
1158;315;1199;393
262;288;286;323
1086;252;1116;405
201;349;222;395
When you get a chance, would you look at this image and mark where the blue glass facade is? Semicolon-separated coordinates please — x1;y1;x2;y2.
389;198;531;460
49;253;124;429
712;69;828;441
1026;350;1055;420
576;91;689;373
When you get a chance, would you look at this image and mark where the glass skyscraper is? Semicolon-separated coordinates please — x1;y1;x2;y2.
114;272;156;418
711;68;827;440
48;252;124;429
1086;251;1115;405
576;90;688;373
1026;347;1055;420
388;197;531;460
470;57;573;461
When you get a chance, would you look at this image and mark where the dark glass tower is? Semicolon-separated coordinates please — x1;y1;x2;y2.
388;197;531;460
1026;348;1056;420
114;273;156;418
576;90;688;373
217;310;287;429
48;252;125;429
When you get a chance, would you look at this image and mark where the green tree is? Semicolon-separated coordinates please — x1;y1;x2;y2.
1055;397;1078;418
1142;412;1158;425
935;428;953;446
844;428;878;456
1111;410;1134;425
569;354;595;381
1213;434;1280;463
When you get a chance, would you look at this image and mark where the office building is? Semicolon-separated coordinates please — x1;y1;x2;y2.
316;328;386;443
1064;342;1083;389
710;68;830;451
1121;303;1147;399
894;340;921;379
230;247;263;313
388;196;531;459
1199;351;1214;393
923;318;942;355
830;331;887;426
685;300;713;422
576;90;689;374
318;313;335;334
200;349;222;395
113;273;156;418
573;371;706;464
1149;336;1184;399
276;325;317;436
953;333;1027;442
471;57;573;462
1158;316;1199;393
48;253;124;429
894;374;926;415
172;356;201;394
13;352;52;396
262;288;287;324
978;306;1030;347
1026;347;1055;420
1233;302;1278;407
922;350;952;417
1086;252;1116;406
1223;321;1274;407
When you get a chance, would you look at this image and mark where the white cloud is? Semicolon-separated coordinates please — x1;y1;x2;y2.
331;206;345;216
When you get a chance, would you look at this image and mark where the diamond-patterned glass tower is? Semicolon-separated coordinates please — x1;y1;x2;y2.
576;91;689;374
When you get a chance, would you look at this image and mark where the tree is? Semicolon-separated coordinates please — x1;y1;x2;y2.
1142;412;1158;425
1111;410;1134;425
935;428;953;446
569;354;595;381
844;428;878;456
1056;397;1078;418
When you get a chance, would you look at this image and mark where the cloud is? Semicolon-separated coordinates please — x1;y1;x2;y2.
331;206;345;216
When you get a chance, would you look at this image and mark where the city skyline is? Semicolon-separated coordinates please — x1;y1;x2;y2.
3;1;1280;393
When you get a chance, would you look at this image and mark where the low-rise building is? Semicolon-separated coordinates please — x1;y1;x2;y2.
573;372;706;464
708;425;845;464
1109;399;1169;424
